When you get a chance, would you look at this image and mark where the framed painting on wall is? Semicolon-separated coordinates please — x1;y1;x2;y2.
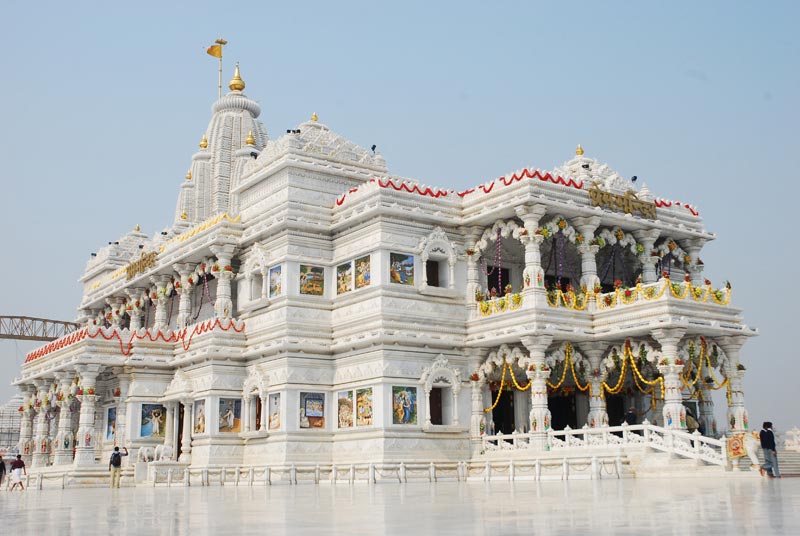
268;393;281;430
218;398;242;433
300;392;325;428
269;265;282;297
356;388;373;426
194;399;206;434
355;255;371;289
338;391;353;428
106;407;117;441
140;404;166;438
392;386;417;425
336;262;353;295
389;253;414;285
300;265;325;296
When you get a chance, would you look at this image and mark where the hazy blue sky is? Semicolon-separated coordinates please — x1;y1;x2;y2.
1;2;798;430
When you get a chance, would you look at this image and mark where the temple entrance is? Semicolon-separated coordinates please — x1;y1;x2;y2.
548;393;577;430
492;389;515;434
606;394;625;426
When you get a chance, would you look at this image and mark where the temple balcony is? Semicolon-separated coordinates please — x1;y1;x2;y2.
466;279;753;347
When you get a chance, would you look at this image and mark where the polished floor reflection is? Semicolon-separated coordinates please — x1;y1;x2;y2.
2;477;798;535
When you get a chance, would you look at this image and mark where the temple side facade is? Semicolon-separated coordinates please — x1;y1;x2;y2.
14;66;757;485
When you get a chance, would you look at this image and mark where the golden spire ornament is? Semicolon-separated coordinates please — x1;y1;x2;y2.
199;135;208;149
181;212;188;220
185;169;192;181
245;130;255;146
229;63;245;91
576;144;584;156
310;112;318;122
135;224;141;232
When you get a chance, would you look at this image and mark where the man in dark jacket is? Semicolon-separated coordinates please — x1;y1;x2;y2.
759;421;781;477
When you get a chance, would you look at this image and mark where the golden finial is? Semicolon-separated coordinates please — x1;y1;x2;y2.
185;169;192;181
229;63;245;91
180;212;188;220
311;112;318;122
135;224;141;232
245;130;255;146
576;144;584;156
199;135;208;149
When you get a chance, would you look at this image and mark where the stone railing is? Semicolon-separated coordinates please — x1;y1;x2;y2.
481;421;728;467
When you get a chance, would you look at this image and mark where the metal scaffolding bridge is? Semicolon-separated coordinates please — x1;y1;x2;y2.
0;316;79;342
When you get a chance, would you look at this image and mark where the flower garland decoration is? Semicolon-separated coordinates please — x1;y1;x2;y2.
536;217;579;244
597;227;643;255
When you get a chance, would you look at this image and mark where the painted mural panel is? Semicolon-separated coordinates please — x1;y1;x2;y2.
300;265;325;296
392;386;417;425
106;407;117;441
268;393;281;430
140;404;166;438
337;391;353;428
356;388;373;426
300;392;325;429
355;255;371;289
269;265;282;297
336;262;353;295
390;253;414;285
218;398;242;433
194;399;206;434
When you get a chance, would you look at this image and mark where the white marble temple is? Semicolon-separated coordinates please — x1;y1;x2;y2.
2;478;797;535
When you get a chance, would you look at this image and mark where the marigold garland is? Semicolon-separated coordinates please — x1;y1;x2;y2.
547;280;731;311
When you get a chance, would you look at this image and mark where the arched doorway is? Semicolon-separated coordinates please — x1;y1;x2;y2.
477;345;532;435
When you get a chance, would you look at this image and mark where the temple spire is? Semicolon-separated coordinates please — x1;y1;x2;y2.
229;63;245;91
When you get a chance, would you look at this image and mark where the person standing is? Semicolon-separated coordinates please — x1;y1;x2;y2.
759;421;781;478
624;407;637;426
9;455;26;491
0;455;6;487
109;446;129;488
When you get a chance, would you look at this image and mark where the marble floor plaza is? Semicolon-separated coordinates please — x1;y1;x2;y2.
2;478;798;535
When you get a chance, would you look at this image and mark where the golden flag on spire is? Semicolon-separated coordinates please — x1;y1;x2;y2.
206;44;223;58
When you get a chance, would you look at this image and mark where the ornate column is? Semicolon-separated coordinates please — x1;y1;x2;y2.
652;328;687;430
74;364;102;466
174;263;196;328
163;401;177;455
150;275;173;330
633;230;661;284
210;244;236;318
463;226;482;313
242;397;251;433
465;348;489;445
125;288;147;330
698;389;717;437
18;386;35;463
579;342;609;428
106;296;126;329
681;237;708;286
573;216;601;290
259;396;268;431
260;266;269;301
521;334;554;450
179;399;193;463
31;381;50;468
113;367;131;448
515;205;547;291
718;336;749;434
53;372;76;465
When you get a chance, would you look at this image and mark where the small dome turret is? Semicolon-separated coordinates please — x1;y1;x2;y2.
229;64;245;91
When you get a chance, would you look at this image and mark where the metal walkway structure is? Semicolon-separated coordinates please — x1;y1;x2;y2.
0;316;79;342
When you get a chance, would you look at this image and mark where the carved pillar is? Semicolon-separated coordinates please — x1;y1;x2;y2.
53;372;76;465
580;342;609;428
125;288;147;330
242;397;251;433
515;205;547;291
718;336;749;434
465;348;489;444
106;296;126;329
633;230;661;284
259;396;268;431
150;275;173;330
681;237;708;286
164;401;177;454
114;367;131;448
210;244;236;318
31;381;50;468
179;399;193;462
18;391;34;463
74;365;102;466
463;227;482;313
573;217;601;290
521;334;554;450
260;266;269;301
652;328;687;430
174;263;196;328
698;389;717;437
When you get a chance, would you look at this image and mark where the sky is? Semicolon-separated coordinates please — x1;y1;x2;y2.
1;1;798;431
